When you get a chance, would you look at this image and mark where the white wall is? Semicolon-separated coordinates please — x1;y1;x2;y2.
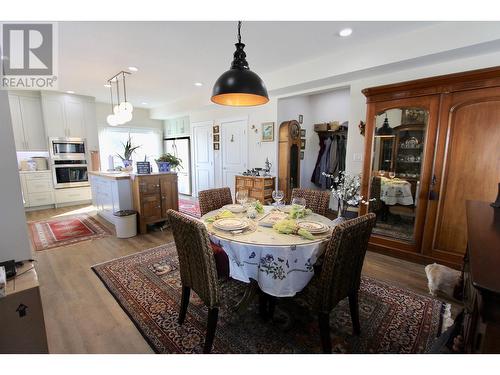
277;88;350;190
95;102;163;130
0;91;32;263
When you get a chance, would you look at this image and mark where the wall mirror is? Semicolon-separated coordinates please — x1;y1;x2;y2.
369;107;428;242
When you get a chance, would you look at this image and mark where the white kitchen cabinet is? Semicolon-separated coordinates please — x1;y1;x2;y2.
89;174;133;224
41;94;66;138
8;94;25;151
41;91;96;141
19;171;55;208
8;93;46;151
84;100;99;151
164;116;190;138
54;186;92;205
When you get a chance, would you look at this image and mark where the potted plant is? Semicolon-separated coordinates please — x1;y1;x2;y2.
155;153;182;173
116;134;140;169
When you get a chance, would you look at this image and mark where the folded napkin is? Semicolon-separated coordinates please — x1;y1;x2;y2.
288;204;312;219
205;210;235;223
253;200;264;214
273;219;314;240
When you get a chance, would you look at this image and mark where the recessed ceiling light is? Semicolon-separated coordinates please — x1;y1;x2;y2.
194;82;203;87
141;102;148;105
128;66;138;72
339;28;353;37
66;90;75;94
104;84;111;88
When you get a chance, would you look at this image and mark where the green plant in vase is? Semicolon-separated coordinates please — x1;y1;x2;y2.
155;153;182;173
116;134;141;169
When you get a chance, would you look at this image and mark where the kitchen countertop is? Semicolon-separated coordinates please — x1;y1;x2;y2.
89;171;178;180
19;169;51;174
88;171;132;180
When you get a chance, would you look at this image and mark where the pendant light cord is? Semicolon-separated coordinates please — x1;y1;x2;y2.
237;21;242;43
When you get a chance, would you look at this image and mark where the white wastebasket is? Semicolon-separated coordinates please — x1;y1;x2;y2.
114;210;137;238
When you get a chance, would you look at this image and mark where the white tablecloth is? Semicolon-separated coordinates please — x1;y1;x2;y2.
202;207;333;297
380;177;414;206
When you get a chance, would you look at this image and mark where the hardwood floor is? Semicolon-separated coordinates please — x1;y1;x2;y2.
27;204;454;354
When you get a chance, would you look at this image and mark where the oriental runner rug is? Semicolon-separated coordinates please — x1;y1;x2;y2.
92;243;451;354
178;198;201;218
29;214;112;251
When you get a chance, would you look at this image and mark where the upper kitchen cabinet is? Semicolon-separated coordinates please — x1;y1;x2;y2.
164;116;190;138
41;91;97;145
8;92;47;151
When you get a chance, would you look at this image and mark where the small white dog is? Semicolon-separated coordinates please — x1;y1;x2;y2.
424;263;461;299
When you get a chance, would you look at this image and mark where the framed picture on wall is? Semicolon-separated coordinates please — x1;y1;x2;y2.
300;151;304;160
213;125;220;134
298;114;303;124
300;139;306;150
300;129;306;137
261;122;274;142
213;143;220;150
213;134;220;142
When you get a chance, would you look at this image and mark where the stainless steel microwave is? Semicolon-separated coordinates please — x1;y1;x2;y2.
49;137;87;161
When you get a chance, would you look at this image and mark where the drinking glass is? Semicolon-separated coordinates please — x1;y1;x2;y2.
272;190;284;206
389;171;396;179
236;190;248;206
291;197;307;210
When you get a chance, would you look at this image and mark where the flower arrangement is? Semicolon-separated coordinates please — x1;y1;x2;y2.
322;171;374;218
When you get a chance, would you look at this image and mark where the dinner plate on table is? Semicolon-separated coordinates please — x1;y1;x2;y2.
222;204;247;213
297;220;329;234
258;211;288;227
213;218;248;231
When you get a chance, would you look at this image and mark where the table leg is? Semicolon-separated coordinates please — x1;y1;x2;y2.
231;280;259;315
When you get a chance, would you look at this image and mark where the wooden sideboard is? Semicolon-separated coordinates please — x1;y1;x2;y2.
235;176;275;205
131;173;179;234
462;200;500;353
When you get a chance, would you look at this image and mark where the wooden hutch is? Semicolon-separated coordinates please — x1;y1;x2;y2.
130;172;179;234
360;66;500;268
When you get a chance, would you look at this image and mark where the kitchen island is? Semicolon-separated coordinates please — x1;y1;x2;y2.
88;171;134;225
89;171;179;234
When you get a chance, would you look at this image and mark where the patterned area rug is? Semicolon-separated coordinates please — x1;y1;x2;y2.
92;243;450;354
178;198;201;218
29;214;112;251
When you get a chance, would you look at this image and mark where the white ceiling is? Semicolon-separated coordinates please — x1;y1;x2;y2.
58;21;436;109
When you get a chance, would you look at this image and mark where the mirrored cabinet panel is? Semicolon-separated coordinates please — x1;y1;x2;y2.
369;108;428;242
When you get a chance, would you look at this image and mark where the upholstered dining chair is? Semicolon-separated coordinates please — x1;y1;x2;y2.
299;213;377;353
166;209;222;354
198;187;233;216
291;188;331;216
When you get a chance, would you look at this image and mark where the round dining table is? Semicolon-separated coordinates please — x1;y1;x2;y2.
201;206;335;298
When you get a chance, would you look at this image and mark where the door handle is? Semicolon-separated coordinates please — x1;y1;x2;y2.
429;174;439;200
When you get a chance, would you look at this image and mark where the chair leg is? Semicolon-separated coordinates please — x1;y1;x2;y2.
178;286;191;325
318;312;332;354
203;308;219;354
348;291;361;335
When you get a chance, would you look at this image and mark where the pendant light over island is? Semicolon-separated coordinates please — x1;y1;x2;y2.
211;21;269;107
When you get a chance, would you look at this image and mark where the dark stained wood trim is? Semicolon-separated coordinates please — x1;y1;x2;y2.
362;66;500;103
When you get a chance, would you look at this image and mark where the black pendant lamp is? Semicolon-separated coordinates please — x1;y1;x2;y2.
375;113;395;137
211;21;269;106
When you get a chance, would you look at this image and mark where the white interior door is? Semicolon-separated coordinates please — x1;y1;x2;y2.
192;122;214;197
221;119;248;196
